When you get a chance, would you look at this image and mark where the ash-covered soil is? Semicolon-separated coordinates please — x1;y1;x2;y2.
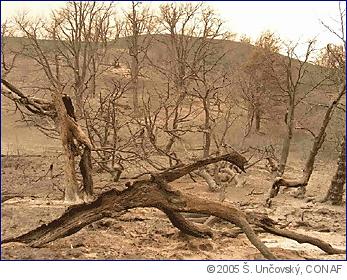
1;154;345;260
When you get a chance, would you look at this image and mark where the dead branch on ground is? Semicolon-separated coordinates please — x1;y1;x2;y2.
2;153;344;259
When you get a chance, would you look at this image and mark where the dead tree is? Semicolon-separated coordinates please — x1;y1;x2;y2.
274;40;325;176
7;3;117;201
237;31;281;136
123;1;155;116
47;1;114;116
83;78;134;181
188;7;232;158
62;94;77;121
266;83;346;205
147;2;228;156
145;3;238;194
266;4;346;204
152;2;202;155
322;136;346;205
1;21;23;79
1;78;93;202
2;153;344;259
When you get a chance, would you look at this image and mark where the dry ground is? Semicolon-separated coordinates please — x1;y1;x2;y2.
1;34;345;260
1;151;345;260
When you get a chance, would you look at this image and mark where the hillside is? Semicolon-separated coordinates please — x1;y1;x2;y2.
1;35;343;159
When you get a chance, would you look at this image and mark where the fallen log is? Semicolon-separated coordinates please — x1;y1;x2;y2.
2;152;276;259
2;153;344;259
1;181;276;259
260;224;345;255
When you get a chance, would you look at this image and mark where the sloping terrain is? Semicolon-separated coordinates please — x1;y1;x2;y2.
1;36;345;260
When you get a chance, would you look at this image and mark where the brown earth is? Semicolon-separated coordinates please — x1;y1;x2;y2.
1;152;345;260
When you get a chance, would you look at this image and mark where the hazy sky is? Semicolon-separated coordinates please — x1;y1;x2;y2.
1;1;345;49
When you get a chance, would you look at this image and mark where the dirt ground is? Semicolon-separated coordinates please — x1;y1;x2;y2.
1;153;345;260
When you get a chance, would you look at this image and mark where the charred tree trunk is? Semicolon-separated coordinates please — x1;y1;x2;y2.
278;103;294;176
90;57;96;97
79;146;94;197
0;153;273;259
255;107;261;132
131;55;139;116
323;136;346;205
60;119;93;202
2;79;93;203
266;84;346;205
127;2;141;117
59;94;94;202
62;95;77;121
62;135;81;202
56;95;80;202
55;93;81;202
203;99;211;158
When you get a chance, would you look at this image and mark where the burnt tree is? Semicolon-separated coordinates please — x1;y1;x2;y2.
1;79;93;202
322;136;346;205
62;94;77;121
266;83;346;205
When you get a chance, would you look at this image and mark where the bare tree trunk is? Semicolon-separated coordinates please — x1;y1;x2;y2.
244;108;254;137
53;92;82;202
73;50;83;118
323;136;346;205
255;108;261;132
203;130;212;158
127;2;141;117
90;57;96;97
165;104;180;154
278;104;294;175
203;99;211;158
74;84;84;118
62;139;81;202
131;55;139;116
79;146;93;197
295;83;345;196
164;109;179;154
301;131;326;184
54;92;93;203
266;84;346;204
